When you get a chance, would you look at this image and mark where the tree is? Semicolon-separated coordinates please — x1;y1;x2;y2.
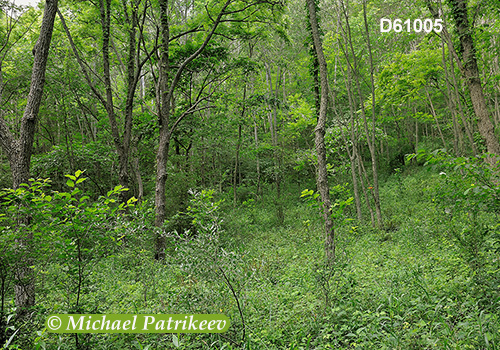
154;0;282;259
306;0;335;262
57;0;153;202
427;0;500;162
0;0;59;313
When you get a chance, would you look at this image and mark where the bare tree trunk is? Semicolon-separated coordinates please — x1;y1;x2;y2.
441;38;462;155
98;0;135;202
495;94;499;127
0;0;58;314
132;140;143;203
253;115;261;197
233;124;242;205
357;153;375;226
307;0;335;262
362;0;383;228
154;0;171;260
340;64;362;222
60;0;146;203
425;89;447;148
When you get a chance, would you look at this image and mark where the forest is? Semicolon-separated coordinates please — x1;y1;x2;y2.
0;0;500;348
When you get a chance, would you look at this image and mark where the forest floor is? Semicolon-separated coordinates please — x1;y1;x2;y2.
23;167;500;349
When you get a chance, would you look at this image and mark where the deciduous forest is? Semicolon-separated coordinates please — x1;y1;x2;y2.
1;0;500;348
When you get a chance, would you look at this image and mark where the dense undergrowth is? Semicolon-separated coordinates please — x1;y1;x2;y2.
2;164;500;349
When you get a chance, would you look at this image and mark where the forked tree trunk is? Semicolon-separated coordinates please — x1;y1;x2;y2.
154;0;232;259
306;0;335;263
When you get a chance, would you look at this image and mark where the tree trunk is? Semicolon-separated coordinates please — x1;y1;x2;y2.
361;0;383;228
253;115;261;197
307;0;335;263
132;141;143;202
357;153;375;226
0;0;59;314
448;0;500;160
441;38;462;155
233;124;242;205
425;89;447;148
99;0;134;202
339;61;363;222
154;0;232;259
449;46;477;154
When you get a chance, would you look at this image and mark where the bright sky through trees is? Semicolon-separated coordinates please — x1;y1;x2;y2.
13;0;38;7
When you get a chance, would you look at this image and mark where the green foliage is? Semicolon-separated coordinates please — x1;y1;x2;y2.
31;142;118;198
0;171;136;348
408;149;500;304
301;184;354;229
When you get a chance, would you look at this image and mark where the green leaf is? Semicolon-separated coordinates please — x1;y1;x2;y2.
75;170;83;178
66;180;75;188
172;334;180;347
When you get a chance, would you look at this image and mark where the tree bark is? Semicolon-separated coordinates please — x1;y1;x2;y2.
154;0;232;259
306;0;335;263
98;0;133;202
441;38;462;155
427;0;497;159
448;0;500;160
233;124;242;205
361;0;383;228
0;0;59;313
60;0;146;203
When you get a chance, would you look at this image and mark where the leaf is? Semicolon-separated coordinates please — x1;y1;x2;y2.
65;175;76;181
172;334;180;347
66;179;75;188
75;170;83;178
127;197;138;205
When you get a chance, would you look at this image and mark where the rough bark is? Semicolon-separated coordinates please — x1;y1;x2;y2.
427;0;497;159
448;0;500;159
306;0;335;263
0;0;59;313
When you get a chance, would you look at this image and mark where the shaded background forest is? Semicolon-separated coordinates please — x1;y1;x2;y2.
1;0;500;348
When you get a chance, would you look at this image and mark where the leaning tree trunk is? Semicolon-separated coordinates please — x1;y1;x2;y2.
449;0;500;159
306;0;335;263
427;0;499;160
0;0;59;314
